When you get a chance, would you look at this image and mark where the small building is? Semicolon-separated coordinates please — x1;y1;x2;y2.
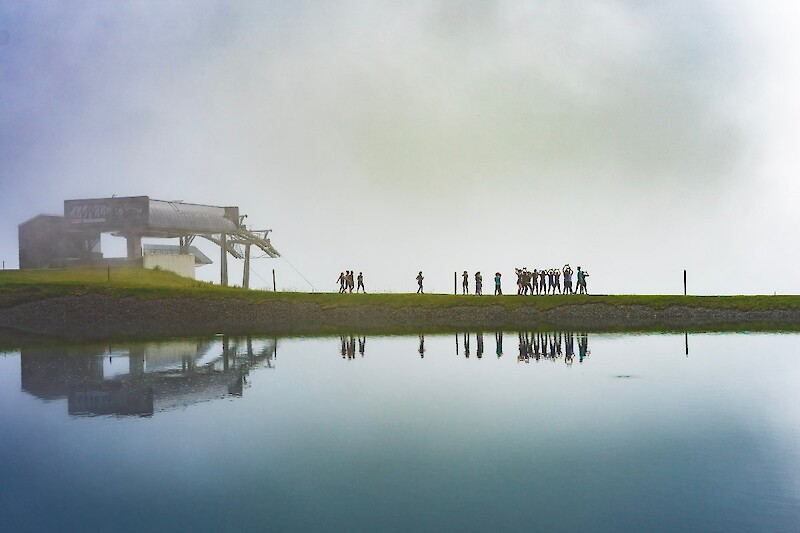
19;196;279;285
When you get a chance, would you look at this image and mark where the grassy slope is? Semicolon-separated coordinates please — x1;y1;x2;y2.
1;268;800;311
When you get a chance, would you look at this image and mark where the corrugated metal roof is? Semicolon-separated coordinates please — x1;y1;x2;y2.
141;244;213;265
147;200;238;235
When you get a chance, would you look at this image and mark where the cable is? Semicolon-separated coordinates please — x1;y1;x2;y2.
281;256;317;292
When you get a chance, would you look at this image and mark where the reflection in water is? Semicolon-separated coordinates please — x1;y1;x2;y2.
511;332;591;365
20;337;277;417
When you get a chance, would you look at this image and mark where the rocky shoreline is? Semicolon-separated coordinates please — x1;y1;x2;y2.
1;294;800;341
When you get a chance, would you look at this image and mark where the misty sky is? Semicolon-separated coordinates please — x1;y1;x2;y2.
2;1;800;294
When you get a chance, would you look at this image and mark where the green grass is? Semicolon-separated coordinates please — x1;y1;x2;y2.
1;267;800;312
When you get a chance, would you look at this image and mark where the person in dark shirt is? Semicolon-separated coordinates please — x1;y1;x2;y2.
337;272;346;293
357;272;365;293
462;270;469;295
416;271;424;294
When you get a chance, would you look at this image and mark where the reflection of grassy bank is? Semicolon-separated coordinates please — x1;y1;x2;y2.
2;267;800;311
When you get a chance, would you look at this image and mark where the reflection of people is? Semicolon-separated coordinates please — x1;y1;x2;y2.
418;334;425;358
358;336;366;356
477;332;484;358
464;333;470;358
578;332;589;362
416;271;424;294
347;335;356;359
340;336;347;358
495;331;503;357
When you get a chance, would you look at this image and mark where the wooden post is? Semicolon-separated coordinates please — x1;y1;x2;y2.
272;269;276;292
683;269;687;296
107;266;110;282
454;272;457;295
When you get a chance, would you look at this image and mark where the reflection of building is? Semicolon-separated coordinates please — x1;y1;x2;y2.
20;337;276;417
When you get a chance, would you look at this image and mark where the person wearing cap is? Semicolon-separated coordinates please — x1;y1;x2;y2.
494;272;502;295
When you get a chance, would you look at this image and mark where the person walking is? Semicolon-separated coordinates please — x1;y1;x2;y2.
494;272;502;295
357;272;365;293
347;270;355;293
337;272;346;294
416;271;424;294
462;270;469;295
475;271;483;295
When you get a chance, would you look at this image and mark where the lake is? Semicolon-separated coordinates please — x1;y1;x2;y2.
1;332;799;532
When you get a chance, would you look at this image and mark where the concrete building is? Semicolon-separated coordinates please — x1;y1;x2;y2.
19;196;279;285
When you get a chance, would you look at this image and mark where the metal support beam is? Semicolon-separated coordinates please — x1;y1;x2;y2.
220;233;228;286
243;243;251;290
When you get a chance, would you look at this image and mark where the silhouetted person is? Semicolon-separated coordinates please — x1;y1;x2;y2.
539;269;547;294
475;271;482;295
554;270;562;294
462;271;469;295
577;267;588;295
416;271;424;293
532;269;539;295
494;272;502;295
347;270;355;293
357;272;365;293
337;272;346;293
563;265;573;294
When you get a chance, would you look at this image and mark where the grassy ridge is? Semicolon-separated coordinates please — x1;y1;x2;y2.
1;268;800;311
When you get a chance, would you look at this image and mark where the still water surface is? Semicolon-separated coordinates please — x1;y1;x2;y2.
1;332;799;532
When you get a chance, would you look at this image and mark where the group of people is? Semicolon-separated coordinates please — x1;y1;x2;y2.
512;265;589;295
459;271;500;296
336;271;366;293
335;267;589;295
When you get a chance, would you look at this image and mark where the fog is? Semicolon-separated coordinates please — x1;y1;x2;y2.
2;1;799;294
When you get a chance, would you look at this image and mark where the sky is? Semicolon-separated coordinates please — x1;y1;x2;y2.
1;0;800;294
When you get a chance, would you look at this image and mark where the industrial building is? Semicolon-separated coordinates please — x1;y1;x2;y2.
18;196;279;286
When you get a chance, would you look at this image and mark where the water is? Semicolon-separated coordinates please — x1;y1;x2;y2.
1;332;799;532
